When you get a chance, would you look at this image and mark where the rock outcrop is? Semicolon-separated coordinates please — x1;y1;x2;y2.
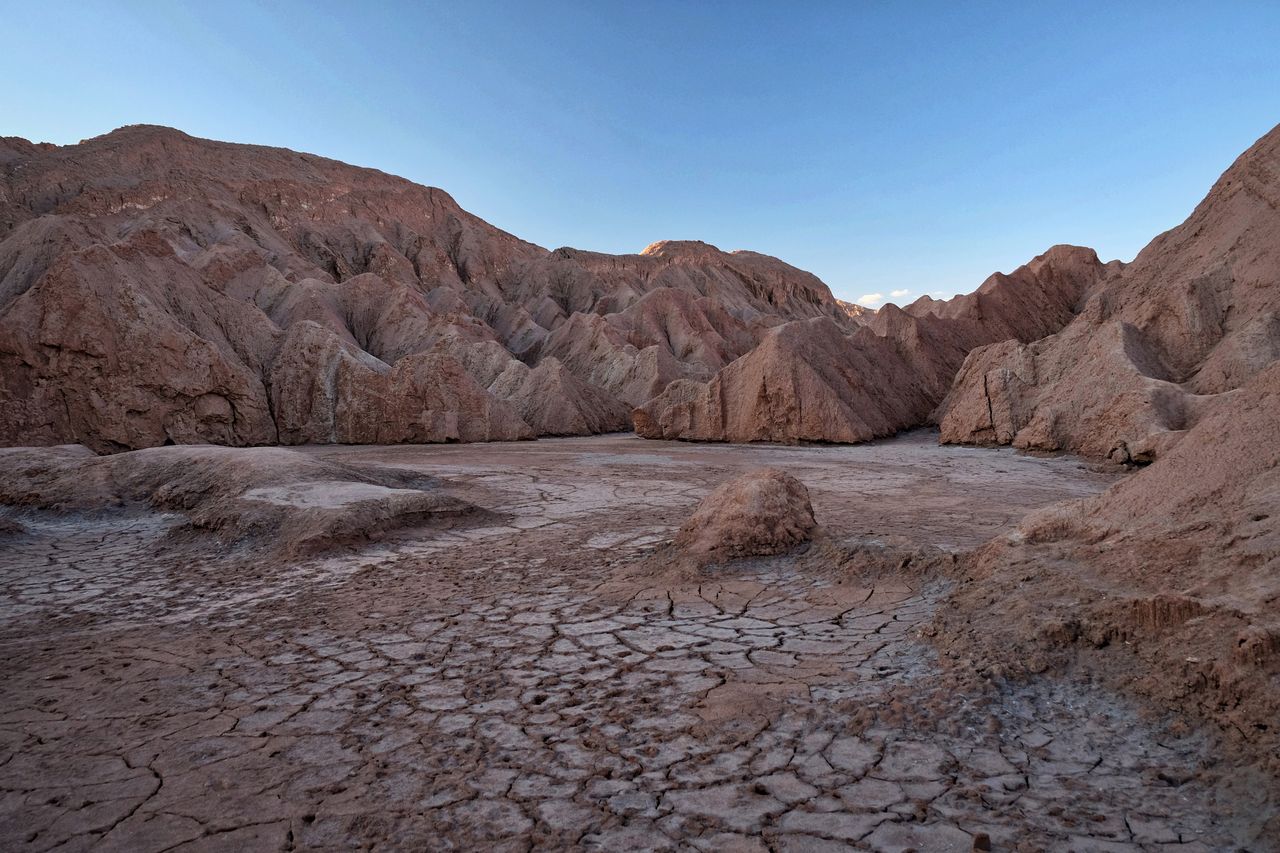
937;123;1280;462
0;126;854;452
0;444;487;554
268;322;534;445
637;245;1112;443
7;122;1275;455
674;468;817;560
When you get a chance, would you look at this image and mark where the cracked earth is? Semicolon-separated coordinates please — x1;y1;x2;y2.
0;432;1269;851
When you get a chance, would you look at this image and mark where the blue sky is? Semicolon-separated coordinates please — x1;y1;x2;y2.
3;2;1278;305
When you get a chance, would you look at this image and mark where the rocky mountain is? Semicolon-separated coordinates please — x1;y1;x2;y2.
937;124;1280;463
936;322;1280;779
834;298;873;321
0;126;852;451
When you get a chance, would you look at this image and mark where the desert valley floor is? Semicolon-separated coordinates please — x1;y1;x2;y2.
1;433;1273;852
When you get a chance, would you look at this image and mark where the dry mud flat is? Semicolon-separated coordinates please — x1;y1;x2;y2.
0;433;1273;851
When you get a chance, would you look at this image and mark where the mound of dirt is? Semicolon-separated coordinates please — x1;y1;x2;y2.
674;468;817;560
0;444;487;555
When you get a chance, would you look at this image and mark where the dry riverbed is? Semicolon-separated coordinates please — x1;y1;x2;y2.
0;432;1270;850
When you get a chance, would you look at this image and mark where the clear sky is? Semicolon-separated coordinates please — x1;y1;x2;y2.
4;2;1279;306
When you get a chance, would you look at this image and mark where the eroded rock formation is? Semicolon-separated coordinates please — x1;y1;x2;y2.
674;468;817;560
936;358;1280;778
0;443;484;554
5;122;1277;456
0;127;853;452
637;245;1112;443
937;124;1280;462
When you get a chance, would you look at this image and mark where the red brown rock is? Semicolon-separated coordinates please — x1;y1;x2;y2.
937;358;1280;774
0;234;279;451
487;357;632;436
835;299;873;322
0;127;853;451
268;321;534;444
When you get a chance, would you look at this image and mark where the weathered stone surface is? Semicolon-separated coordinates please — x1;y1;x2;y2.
637;317;925;443
268;322;534;445
0;126;853;451
0;234;280;451
488;357;632;436
0;443;484;554
937;360;1280;783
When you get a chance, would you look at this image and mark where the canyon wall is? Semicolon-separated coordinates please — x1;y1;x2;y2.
0;127;853;451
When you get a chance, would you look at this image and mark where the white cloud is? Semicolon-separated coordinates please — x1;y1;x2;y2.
855;293;884;306
889;288;910;298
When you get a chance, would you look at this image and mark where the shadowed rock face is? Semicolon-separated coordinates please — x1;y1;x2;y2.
0;126;852;452
636;245;1111;443
937;123;1280;463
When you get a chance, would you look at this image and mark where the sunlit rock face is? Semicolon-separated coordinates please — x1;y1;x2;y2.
636;245;1110;443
